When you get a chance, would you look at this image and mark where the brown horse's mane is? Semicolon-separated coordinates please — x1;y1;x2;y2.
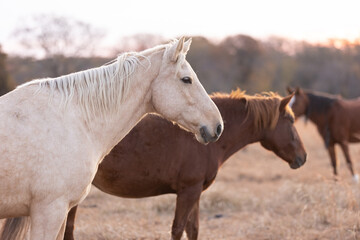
212;89;294;132
304;89;339;118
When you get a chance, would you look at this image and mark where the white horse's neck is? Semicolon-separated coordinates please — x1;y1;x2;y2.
84;50;163;159
16;45;166;163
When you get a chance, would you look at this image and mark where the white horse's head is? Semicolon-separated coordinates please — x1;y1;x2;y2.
151;37;223;144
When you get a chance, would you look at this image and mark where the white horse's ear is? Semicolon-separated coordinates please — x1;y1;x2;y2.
183;38;192;54
170;37;185;62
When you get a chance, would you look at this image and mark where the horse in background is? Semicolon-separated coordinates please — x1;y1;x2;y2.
64;89;306;240
287;87;360;181
0;37;223;240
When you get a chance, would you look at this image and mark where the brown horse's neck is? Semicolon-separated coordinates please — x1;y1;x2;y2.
211;97;265;166
303;92;337;126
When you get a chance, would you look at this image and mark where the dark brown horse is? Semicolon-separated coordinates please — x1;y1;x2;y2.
287;87;360;181
64;90;307;240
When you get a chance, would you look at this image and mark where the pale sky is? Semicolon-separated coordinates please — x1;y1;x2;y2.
1;0;360;54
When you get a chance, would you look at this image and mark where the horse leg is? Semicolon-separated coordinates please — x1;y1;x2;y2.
327;144;338;177
185;200;200;240
64;206;78;240
171;184;202;240
339;142;358;182
30;200;68;240
56;217;68;240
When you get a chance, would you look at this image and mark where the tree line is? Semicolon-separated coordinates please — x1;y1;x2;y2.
2;32;360;98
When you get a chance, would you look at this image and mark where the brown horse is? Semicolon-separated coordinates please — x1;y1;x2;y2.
64;90;307;240
287;87;360;181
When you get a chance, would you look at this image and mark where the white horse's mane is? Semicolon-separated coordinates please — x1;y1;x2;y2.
18;41;176;121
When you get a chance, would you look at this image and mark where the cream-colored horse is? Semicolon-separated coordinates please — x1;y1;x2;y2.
0;37;223;240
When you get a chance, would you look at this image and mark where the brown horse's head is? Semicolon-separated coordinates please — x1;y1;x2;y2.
286;86;309;118
259;94;307;169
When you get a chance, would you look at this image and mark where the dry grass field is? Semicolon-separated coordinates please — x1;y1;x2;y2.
2;120;360;239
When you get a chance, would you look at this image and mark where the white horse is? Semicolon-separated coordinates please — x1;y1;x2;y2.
0;37;223;240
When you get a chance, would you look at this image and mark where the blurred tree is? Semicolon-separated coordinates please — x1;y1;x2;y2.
220;34;263;91
7;56;111;85
186;36;233;93
256;37;297;95
0;46;16;95
112;34;165;54
13;14;105;77
292;41;360;98
6;32;360;98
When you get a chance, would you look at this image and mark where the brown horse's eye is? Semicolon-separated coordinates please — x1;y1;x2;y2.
181;77;192;84
290;117;295;124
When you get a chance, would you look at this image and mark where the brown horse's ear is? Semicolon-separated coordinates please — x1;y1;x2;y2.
279;93;294;112
286;86;294;94
295;87;303;95
239;97;247;105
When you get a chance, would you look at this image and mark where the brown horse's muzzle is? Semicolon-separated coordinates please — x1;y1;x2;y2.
290;154;307;169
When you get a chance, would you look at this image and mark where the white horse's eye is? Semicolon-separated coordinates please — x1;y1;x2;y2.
181;77;192;84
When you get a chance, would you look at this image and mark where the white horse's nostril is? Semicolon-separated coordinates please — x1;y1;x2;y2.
200;126;208;143
216;123;222;137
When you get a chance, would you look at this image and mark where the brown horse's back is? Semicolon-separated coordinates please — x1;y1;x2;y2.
329;98;360;143
93;114;217;198
343;98;360;133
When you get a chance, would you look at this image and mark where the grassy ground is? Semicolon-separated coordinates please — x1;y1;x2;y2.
71;121;360;240
3;120;360;239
